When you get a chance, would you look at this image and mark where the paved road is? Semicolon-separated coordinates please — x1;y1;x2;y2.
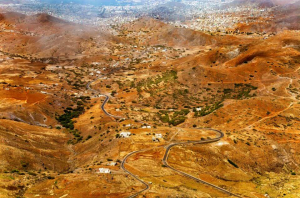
88;78;243;198
87;78;123;119
88;78;153;197
120;150;150;198
162;128;243;198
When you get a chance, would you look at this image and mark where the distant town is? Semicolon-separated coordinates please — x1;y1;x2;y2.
0;0;273;33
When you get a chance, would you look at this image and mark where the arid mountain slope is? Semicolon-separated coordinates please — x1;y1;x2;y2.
123;17;218;48
0;119;70;172
0;12;119;59
0;10;300;198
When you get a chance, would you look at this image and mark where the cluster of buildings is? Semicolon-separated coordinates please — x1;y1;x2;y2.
0;0;270;33
169;4;273;32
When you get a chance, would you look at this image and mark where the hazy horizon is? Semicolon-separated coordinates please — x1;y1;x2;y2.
38;0;145;6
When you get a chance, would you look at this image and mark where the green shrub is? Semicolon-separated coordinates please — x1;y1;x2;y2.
86;135;92;140
28;172;37;176
291;171;296;175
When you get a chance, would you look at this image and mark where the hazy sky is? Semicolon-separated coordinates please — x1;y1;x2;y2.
38;0;132;6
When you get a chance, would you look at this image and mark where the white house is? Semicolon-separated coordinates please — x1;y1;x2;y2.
196;107;202;111
146;126;151;129
99;168;111;174
126;124;131;127
120;132;131;138
155;134;163;139
142;126;147;129
107;162;117;166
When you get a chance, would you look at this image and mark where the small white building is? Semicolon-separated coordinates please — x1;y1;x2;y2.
107;162;117;166
142;125;151;129
126;124;132;127
155;134;163;139
196;107;202;111
152;136;161;142
120;132;131;138
99;168;111;174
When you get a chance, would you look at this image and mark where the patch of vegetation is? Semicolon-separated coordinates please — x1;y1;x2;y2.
135;70;178;93
194;84;257;117
72;79;86;90
229;84;258;100
86;135;92;141
291;171;296;175
28;172;37;176
56;106;85;130
79;96;91;103
56;97;90;144
21;161;29;168
194;101;223;117
158;109;189;126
